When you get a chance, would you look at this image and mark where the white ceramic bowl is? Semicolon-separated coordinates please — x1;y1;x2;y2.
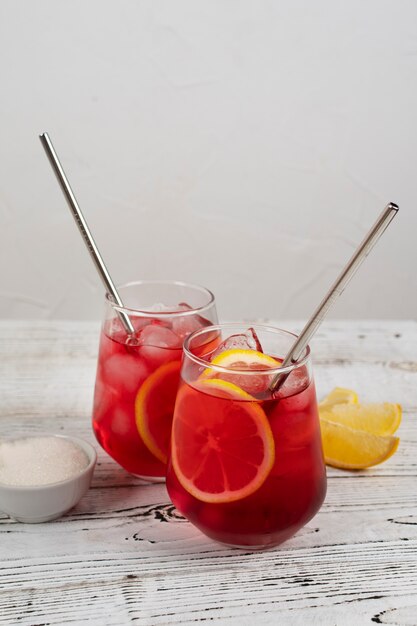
0;434;97;523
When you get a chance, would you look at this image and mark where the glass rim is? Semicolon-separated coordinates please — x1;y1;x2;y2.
183;322;311;376
105;280;216;318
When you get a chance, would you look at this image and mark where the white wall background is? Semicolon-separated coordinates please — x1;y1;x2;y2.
1;0;416;322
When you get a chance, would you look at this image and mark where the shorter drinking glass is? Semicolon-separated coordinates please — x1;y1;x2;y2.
92;280;217;480
166;323;327;549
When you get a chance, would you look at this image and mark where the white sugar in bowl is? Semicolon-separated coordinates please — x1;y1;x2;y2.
0;434;96;523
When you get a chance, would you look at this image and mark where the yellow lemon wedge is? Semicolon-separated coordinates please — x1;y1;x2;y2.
318;387;402;469
319;387;359;410
320;418;400;469
320;402;402;436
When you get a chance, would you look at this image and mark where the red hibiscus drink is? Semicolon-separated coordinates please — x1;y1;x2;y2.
166;323;327;548
93;281;217;479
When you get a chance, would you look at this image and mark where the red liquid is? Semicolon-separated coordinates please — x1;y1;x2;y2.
93;316;217;478
166;369;327;548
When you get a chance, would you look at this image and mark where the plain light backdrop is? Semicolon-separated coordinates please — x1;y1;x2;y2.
1;0;416;322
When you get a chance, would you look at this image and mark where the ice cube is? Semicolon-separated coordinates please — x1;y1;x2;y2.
102;354;150;394
93;378;119;422
247;327;263;352
130;316;166;333
171;314;209;340
220;371;274;396
111;408;132;436
210;328;263;359
124;318;172;349
275;366;310;400
176;302;213;331
103;318;127;347
139;345;180;369
138;324;181;349
104;316;162;346
137;324;182;369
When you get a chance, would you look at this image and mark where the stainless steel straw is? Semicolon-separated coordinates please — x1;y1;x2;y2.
270;202;399;392
39;132;135;335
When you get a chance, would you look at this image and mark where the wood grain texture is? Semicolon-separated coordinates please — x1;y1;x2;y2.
0;320;416;625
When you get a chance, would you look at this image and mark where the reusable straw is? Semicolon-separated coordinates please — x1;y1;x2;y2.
39;132;135;335
270;202;399;392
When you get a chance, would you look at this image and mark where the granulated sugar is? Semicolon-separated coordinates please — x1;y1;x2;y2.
0;437;89;486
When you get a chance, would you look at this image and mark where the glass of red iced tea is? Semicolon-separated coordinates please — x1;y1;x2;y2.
92;281;217;480
166;323;327;549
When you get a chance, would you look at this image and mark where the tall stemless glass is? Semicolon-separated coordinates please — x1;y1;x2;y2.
92;281;217;480
166;323;327;549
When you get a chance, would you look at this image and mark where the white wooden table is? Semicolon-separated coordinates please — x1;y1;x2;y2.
1;320;416;626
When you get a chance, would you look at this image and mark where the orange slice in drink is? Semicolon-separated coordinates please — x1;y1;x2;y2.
202;349;281;395
171;378;275;503
135;360;181;464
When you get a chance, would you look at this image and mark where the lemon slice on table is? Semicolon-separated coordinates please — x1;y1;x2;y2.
319;402;402;436
318;387;401;469
319;387;359;410
320;419;399;470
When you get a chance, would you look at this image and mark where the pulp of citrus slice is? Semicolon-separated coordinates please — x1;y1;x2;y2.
135;360;181;464
319;387;359;410
209;348;280;369
320;418;399;469
319;402;401;436
171;378;275;503
203;349;281;395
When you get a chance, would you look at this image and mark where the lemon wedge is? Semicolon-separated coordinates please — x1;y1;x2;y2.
320;402;401;436
319;387;358;410
320;418;400;469
318;387;401;469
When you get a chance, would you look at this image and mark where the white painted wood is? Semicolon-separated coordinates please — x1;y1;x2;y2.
0;320;416;625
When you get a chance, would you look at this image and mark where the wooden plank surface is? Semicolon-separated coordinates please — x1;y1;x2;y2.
0;320;416;626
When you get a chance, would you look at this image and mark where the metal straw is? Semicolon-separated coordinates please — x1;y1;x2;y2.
39;132;135;335
270;202;399;392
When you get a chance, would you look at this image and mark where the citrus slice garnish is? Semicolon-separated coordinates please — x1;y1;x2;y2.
209;348;280;369
320;402;401;436
171;377;275;503
135;360;181;464
203;349;281;395
320;418;399;469
319;387;359;410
